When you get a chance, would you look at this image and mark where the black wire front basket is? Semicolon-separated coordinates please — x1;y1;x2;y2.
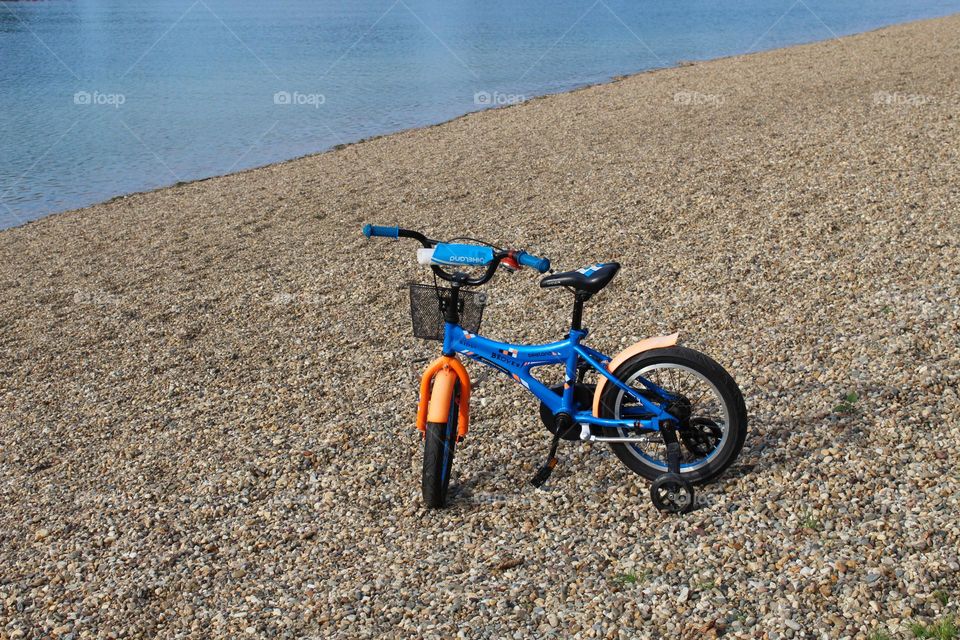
409;284;486;341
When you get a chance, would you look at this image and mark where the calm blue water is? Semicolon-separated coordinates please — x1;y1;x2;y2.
1;0;958;229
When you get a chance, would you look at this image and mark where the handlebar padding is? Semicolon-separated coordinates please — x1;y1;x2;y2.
431;243;495;267
516;251;551;273
362;224;399;239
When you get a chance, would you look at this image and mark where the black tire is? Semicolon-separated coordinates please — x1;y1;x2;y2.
650;473;695;514
598;346;747;484
422;381;460;508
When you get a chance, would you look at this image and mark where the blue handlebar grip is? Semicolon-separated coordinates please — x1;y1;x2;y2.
362;224;399;239
517;251;550;273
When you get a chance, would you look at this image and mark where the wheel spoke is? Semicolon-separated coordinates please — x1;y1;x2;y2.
614;361;730;474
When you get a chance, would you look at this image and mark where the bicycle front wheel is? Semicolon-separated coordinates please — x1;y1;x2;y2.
597;346;747;484
421;381;460;508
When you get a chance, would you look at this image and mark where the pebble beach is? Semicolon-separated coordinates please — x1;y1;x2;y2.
1;13;959;640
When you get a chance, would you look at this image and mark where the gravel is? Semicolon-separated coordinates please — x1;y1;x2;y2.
2;14;959;640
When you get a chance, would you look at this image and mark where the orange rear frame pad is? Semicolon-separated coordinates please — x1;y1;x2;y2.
416;355;471;438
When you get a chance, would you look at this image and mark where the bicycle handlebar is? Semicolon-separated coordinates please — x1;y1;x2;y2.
363;224;434;246
361;223;549;285
515;250;550;274
362;224;399;239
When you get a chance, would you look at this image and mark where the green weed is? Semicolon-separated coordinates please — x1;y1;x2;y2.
801;510;823;531
910;616;958;640
614;570;649;586
833;391;860;414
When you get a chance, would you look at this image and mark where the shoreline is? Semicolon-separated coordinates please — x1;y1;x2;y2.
3;12;957;235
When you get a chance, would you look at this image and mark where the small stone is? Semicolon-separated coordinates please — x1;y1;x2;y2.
493;558;523;571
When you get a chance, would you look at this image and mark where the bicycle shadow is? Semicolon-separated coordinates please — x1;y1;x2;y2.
445;407;855;514
448;468;532;509
446;440;621;511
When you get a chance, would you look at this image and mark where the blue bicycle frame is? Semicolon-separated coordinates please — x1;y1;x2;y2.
442;322;679;433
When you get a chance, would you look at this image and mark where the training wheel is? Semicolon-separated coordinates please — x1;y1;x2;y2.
650;473;695;514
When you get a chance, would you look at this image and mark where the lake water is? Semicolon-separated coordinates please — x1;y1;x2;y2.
2;0;959;229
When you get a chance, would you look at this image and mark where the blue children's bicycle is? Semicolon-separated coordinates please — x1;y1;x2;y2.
362;224;747;513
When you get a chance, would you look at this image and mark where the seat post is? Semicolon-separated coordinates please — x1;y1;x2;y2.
571;292;590;331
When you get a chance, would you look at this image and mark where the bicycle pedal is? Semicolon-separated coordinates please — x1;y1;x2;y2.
530;458;558;488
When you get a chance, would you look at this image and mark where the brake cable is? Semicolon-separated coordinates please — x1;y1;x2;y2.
445;236;497;248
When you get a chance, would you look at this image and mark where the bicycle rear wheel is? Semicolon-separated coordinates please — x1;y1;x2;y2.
597;346;747;484
422;381;460;508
